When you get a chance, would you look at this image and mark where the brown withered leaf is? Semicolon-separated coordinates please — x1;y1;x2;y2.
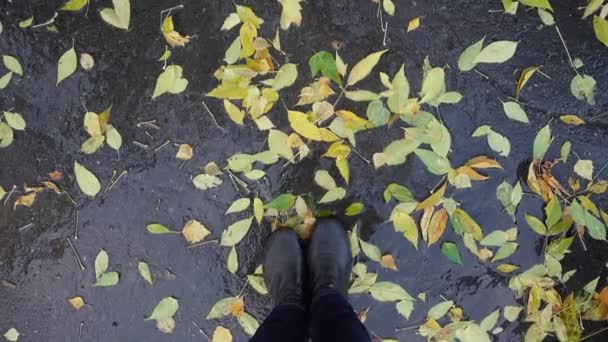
357;306;371;323
380;254;398;271
49;170;63;181
229;297;245;318
204;162;223;176
456;166;489;181
14;192;37;209
427;208;448;246
465;155;502;169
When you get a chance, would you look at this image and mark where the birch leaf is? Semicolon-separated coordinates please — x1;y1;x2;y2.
138;261;154;285
347;50;388;86
502;101;529;123
4;112;26;130
146;297;179;321
458;36;485;71
278;0;302;30
100;0;130;30
226;198;251;214
182;220;211;244
3;55;23;76
74;161;101;197
228;246;238;274
152;65;188;98
221;217;253;246
57;47;77;85
473;41;518;64
105;124;122;152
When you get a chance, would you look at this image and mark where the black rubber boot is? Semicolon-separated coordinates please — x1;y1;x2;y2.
263;228;304;307
308;218;352;297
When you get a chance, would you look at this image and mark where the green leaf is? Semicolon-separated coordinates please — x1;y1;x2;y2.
441;242;462;265
525;214;548;235
367;99;390;126
314;170;337;191
473;41;518;64
206;297;238;319
152;65;188;98
146;223;175;234
3;55;23;76
538;9;555;26
225;198;251;214
244;170;265;181
387;65;411;114
585;212;606;240
503;305;523;322
95;249;109;279
253;151;279;165
319;187;346;204
138;261;154;285
271;63;298;91
487;130;510;157
420;67;445;104
544;196;562;228
414;148;451;175
502;0;519;14
396;300;414;320
532;124;551;160
3;328;19;342
359;238;381;262
560;141;571;162
146;297;179;321
520;0;553;10
427;300;454;320
369;281;414;302
308;51;341;85
472;125;491;137
18;17;33;29
574;159;593;180
227;246;238;274
74;161;101;197
223;100;245;125
393;212;418;249
100;0;131;30
384;183;414;202
502;101;529;123
438;91;463;104
237;312;259;336
192;174;222;190
492;242;518;262
458;36;485;71
57;47;77;85
93;271;119;287
570;74;596;105
455;323;491;342
345;202;364;216
0;72;12;89
594;16;608;47
253;198;264;223
224;37;241;64
480;309;500;331
3;112;26;130
547;236;574;257
347;50;387;86
61;0;88;11
264;194;296;211
480;230;509;247
105;124;122;152
247;275;268;294
220;217;253;246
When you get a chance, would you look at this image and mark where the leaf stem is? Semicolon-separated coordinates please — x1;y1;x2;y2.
202;101;225;132
555;25;579;75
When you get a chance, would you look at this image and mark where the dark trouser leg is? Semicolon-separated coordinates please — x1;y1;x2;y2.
309;289;371;342
250;304;308;342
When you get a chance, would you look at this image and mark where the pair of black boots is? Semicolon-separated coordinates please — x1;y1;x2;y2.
263;218;352;307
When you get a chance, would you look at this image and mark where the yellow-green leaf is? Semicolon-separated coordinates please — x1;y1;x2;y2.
100;0;130;30
278;0;302;30
57;47;77;85
347;50;388;86
74;161;101;197
61;0;88;11
146;297;179;321
152;65;188;98
3;55;23;76
560;114;585;126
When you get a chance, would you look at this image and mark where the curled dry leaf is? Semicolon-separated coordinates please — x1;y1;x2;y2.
176;144;193;160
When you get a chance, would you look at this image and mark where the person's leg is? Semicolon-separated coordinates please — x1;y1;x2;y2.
307;219;371;342
251;229;308;342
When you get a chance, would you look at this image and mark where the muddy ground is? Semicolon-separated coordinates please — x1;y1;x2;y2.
1;0;607;341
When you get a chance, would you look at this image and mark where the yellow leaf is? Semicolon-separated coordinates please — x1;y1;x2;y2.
464;155;502;169
84;112;102;137
427;208;448;246
223;100;245;125
452;208;484;240
380;255;398;271
335;110;372;130
515;66;538;98
296;77;335;105
407;17;420;32
336;155;349;184
229;297;245;317
239;22;257;58
593;16;608;47
98;105;112;133
14;192;37;209
288;110;321;141
559;114;585;126
319;128;340;142
347;50;388;86
420;207;433;242
416;183;446;211
175;144;193;160
278;0;302;30
456;166;489;181
212;326;233;342
161;16;191;48
496;263;519;273
323;141;351;159
181;220;211;244
68;296;86;310
393;212;418;249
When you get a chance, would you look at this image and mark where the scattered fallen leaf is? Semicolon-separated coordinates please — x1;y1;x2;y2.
212;326;233;342
100;0;130;30
161;15;192;48
182;220;211;244
407;17;420;32
380;254;398;271
57;47;77;85
176;144;193;160
79;53;94;70
560;114;585;126
68;296;86;310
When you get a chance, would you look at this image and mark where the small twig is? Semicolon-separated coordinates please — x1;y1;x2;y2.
589;110;608;122
156;199;161;210
3;185;17;206
145;131;154;139
187;239;219;249
75;211;79;240
67;238;85;271
227;173;240;192
348;144;371;164
159;4;185;28
79;321;84;339
133;141;149;149
105;170;118;192
31;12;57;28
154;140;171;153
137;120;160;130
191;321;211;341
536;68;552;80
555;25;579;75
237;277;250;297
578;325;608;341
107;171;127;192
332;87;347;108
578;232;588;251
591;160;608;184
474;68;490;80
226;170;250;191
202;101;225;132
18;223;33;232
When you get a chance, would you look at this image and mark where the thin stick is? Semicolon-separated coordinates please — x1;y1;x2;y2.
107;171;128;191
156;199;161;210
555;25;578;74
137;120;160;130
154;140;171;153
145;131;154;139
3;185;17;206
591;160;608;184
32;12;57;28
226;170;250;190
191;321;211;341
348;144;371;164
67;238;85;271
474;68;490;80
332;88;346;108
578;232;588;251
79;321;84;339
202;101;225;132
227;173;240;192
159;5;185;28
105;170;117;192
133;141;149;149
578;325;608;341
75;211;79;240
237;277;250;297
589;110;608;122
187;239;219;249
18;223;33;232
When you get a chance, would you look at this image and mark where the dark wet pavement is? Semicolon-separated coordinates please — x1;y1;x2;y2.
1;0;608;341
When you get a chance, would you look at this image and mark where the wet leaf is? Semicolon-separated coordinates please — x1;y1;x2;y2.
105;124;122;152
206;297;239;319
503;305;522;322
561;141;571;162
68;296;86;310
370;281;413;302
347;50;387;86
161;15;191;48
3;328;19;342
147;223;174;234
94;250;109;280
319;187;346;203
384;183;414;203
225;198;251;215
221;13;241;31
227;246;238;274
560;114;585;126
526;214;547;235
387;65;411;114
61;0;88;11
480;309;500;331
492;242;518;262
220;217;253;246
265;194;296;211
496;263;519;273
502;101;529;123
74;161;101;197
487;130;510;157
193;174;223;190
19;17;33;28
138;261;153;285
0;123;13;148
309;51;341;85
182;220;211;244
480;230;509;246
570;74;596;105
269;63;298;91
574;159;593;180
380;254;398;271
515;66;538;97
393;212;418;249
545;195;562;228
441;242;462;265
253;198;264;223
532;124;551;160
57;47;77;85
278;0;302;30
146;297;179;321
174;144;193;160
454;323;490;342
152;65;188;98
237;312;259;336
473;41;518;64
594;15;608;47
212;326;233;342
3;55;23;76
427;208;448;246
428;300;453;320
420;67;445;104
407;17;420;32
458;36;485;72
4;112;26;130
100;0;130;30
583;0;604;19
451;208;483;240
360;238;382;262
